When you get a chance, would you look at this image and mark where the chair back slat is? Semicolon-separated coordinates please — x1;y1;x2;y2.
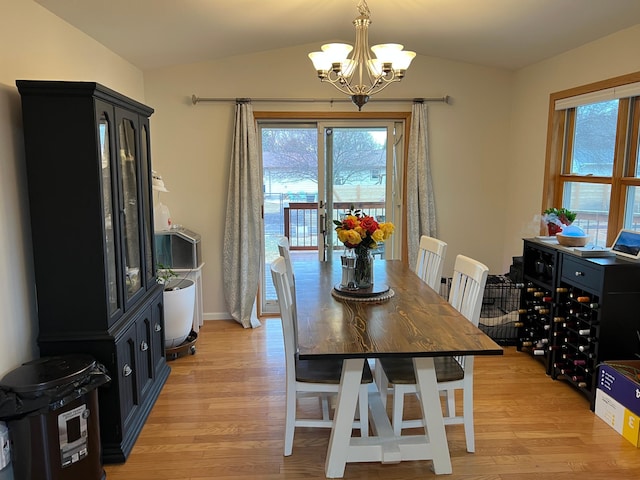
270;257;298;366
414;235;447;291
448;254;489;327
447;254;489;368
277;237;295;291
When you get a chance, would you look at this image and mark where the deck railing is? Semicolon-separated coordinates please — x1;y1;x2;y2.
284;202;385;250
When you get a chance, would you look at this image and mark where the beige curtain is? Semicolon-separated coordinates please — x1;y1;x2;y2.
223;101;262;328
406;102;437;268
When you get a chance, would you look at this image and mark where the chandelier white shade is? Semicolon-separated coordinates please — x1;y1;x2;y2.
308;0;415;110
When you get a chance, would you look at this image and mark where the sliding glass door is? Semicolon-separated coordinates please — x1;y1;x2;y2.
259;119;404;314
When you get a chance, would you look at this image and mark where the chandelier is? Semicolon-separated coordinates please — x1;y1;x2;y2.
308;0;415;110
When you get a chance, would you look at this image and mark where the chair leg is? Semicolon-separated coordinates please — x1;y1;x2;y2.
463;382;475;453
320;394;331;421
444;388;456;419
285;387;297;456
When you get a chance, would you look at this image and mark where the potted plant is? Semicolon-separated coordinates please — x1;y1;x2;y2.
542;207;577;236
157;264;195;348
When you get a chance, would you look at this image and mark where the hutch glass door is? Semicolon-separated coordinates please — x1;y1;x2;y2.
100;113;119;315
119;118;142;300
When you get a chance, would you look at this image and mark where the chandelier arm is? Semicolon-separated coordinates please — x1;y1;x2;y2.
362;77;399;96
309;0;414;109
320;77;359;97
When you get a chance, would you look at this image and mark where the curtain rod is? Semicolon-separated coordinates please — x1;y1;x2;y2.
191;94;450;105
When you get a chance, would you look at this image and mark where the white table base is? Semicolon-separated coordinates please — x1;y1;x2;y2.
324;357;452;478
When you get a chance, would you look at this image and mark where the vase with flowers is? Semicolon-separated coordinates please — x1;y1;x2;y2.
333;206;394;289
543;207;577;236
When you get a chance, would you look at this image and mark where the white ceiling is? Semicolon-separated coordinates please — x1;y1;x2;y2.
34;0;640;71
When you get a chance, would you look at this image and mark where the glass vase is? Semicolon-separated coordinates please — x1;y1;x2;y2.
354;247;374;289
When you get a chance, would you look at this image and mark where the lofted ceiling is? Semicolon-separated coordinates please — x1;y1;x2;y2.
34;0;640;71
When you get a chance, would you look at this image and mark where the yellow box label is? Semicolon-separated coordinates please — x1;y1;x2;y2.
622;410;640;447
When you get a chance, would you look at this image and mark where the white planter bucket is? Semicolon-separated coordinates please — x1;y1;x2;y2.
163;278;195;348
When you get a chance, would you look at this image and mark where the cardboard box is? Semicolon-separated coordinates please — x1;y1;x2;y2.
597;361;640;416
595;389;640;447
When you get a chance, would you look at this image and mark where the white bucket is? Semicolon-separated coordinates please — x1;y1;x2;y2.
163;278;196;348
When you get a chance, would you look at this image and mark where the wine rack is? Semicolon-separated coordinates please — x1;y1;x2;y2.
521;239;640;408
517;283;554;373
517;241;559;373
551;286;600;393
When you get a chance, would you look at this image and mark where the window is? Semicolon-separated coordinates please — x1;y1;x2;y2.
543;72;640;246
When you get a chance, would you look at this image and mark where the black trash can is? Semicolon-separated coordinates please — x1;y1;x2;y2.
0;355;110;480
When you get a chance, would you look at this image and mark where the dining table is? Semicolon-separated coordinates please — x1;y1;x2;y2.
294;258;503;478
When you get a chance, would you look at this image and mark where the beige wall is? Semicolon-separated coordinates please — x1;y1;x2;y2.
144;25;640;320
0;0;145;376
2;0;640;374
144;47;514;319
504;24;640;269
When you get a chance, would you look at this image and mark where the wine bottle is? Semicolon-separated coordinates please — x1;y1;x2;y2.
542;296;553;303
553;316;565;323
589;303;599;309
572;359;587;366
578;328;591;336
576;296;591;303
577;381;588;388
578;344;591;352
556;287;569;293
521;340;533;347
572;375;585;382
514;322;524;328
533;349;545;356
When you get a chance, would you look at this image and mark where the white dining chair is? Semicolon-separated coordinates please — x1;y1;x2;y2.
277;236;295;298
270;256;373;456
377;254;489;453
278;235;335;417
374;235;447;394
415;235;448;291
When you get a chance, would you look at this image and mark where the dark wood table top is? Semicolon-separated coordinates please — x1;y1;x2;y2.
295;260;504;359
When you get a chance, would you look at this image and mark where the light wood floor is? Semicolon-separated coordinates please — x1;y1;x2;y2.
104;319;640;480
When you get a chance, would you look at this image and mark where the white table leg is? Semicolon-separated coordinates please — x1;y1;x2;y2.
413;357;452;474
325;358;365;478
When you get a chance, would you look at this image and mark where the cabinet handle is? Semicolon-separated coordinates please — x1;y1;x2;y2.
122;364;133;377
140;341;148;352
154;323;162;332
575;271;584;276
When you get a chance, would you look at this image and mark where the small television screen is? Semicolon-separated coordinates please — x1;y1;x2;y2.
611;229;640;260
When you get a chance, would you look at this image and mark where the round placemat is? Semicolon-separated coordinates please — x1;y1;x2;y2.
331;288;395;303
333;283;390;297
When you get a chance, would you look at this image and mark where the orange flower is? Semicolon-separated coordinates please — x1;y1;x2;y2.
333;206;393;251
